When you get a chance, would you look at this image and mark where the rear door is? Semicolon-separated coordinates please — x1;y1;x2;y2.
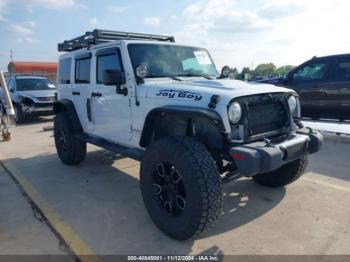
72;52;94;132
324;56;350;120
286;58;331;118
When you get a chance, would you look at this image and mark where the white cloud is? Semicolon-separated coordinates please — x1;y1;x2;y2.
88;17;99;28
258;1;303;20
0;0;8;21
176;0;350;70
108;5;127;13
0;0;77;20
23;0;75;9
11;24;34;36
182;2;201;16
144;17;161;27
181;0;272;34
10;23;40;44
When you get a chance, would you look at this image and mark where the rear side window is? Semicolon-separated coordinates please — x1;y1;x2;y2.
96;52;123;84
75;57;91;84
293;61;328;81
59;58;71;84
334;57;350;81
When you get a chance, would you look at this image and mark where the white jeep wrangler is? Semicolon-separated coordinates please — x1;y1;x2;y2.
54;30;323;240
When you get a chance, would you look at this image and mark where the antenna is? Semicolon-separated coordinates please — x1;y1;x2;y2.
9;49;13;61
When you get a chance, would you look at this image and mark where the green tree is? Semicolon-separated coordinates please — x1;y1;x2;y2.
234;67;252;81
253;63;277;77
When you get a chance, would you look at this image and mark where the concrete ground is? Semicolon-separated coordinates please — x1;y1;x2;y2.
0;161;68;256
0;117;350;258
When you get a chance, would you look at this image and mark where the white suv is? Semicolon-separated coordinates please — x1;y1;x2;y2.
54;30;323;240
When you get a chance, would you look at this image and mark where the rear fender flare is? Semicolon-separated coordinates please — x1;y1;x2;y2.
53;99;83;133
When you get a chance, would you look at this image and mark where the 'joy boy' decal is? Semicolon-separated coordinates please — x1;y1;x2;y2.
156;89;202;101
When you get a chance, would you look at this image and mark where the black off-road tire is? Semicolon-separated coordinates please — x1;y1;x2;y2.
253;155;309;187
54;113;86;165
140;136;223;240
14;104;25;123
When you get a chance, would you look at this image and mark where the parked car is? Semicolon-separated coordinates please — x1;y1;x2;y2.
53;29;323;240
0;75;56;123
255;54;350;120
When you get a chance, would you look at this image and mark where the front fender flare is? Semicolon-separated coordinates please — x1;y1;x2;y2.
139;106;225;147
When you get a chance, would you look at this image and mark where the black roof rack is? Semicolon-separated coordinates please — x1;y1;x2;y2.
58;29;175;52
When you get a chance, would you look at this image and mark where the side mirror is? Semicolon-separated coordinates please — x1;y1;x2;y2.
103;69;125;86
103;69;128;96
219;65;231;79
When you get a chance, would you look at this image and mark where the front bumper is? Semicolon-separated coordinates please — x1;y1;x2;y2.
230;128;323;177
23;103;54;115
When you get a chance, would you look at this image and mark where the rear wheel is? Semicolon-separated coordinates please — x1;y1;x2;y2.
54;112;86;165
140;137;222;240
253;155;309;187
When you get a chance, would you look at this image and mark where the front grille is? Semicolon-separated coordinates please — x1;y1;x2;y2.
231;93;291;142
247;100;289;137
35;102;53;108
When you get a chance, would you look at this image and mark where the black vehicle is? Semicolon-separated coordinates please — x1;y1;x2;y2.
256;54;350;120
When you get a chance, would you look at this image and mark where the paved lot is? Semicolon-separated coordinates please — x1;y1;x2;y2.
0;164;68;256
0;118;350;258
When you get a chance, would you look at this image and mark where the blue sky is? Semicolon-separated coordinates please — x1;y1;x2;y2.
1;0;350;71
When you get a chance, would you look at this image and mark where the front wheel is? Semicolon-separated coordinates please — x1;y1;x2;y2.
140;137;223;240
14;104;25;123
253;155;309;187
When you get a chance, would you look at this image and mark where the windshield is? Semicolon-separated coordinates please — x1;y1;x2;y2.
16;78;56;91
128;44;218;78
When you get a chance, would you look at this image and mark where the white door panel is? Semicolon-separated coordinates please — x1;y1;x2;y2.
89;46;132;143
91;87;132;142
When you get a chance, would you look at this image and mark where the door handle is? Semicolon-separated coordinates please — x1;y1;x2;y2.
116;86;128;96
91;92;102;97
72;91;80;96
86;99;92;122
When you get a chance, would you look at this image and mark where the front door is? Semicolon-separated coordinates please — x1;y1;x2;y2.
286;58;331;118
90;47;132;144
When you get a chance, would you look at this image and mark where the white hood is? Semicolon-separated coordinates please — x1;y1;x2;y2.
144;78;294;105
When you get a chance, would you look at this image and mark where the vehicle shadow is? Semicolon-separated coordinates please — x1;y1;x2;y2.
2;149;285;255
306;133;350;182
200;178;285;239
15;116;53;127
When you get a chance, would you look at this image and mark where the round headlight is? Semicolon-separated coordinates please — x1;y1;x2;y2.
228;102;242;123
288;96;297;113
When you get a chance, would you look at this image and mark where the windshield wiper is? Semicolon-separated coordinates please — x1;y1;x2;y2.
177;73;213;80
146;74;182;81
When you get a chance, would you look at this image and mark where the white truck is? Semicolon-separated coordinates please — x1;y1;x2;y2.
54;30;323;240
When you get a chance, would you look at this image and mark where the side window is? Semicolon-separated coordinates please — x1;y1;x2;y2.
75;57;91;84
292;61;328;81
58;58;71;84
96;52;122;84
7;79;13;90
334;57;350;81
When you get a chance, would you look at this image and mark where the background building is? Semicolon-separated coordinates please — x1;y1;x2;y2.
7;61;57;83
